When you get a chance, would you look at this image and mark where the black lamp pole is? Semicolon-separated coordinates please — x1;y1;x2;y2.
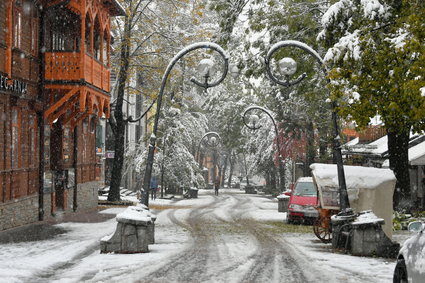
141;42;229;207
264;40;350;212
242;106;285;192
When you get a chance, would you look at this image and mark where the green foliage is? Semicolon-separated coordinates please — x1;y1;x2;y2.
322;1;425;133
393;210;425;231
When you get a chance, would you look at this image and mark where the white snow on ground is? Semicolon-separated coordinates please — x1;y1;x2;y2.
0;189;412;282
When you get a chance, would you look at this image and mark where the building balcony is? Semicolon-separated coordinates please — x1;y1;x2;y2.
44;52;110;93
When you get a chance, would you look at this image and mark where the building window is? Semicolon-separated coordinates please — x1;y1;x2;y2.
52;31;65;51
31;18;38;55
11;108;20;168
13;2;22;49
94;17;101;61
85;15;91;55
103;31;108;65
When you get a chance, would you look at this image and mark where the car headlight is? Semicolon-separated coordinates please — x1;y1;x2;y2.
303;205;317;211
289;204;303;210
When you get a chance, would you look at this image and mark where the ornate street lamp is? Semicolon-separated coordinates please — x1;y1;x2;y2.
242;105;286;191
196;131;222;169
265;40;350;213
142;42;229;206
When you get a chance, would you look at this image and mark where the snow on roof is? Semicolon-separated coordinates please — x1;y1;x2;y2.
409;139;425;165
344;137;359;147
310;163;396;191
342;135;388;155
343;133;425;158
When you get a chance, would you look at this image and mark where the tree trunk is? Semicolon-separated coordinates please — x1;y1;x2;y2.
387;129;411;211
107;15;131;201
278;162;285;191
222;154;228;187
227;151;234;188
306;120;315;176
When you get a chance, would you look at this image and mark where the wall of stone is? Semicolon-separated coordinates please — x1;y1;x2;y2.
0;181;99;231
76;181;99;211
43;193;53;219
0;194;39;231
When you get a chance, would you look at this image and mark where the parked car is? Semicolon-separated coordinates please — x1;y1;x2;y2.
393;221;425;283
287;177;319;224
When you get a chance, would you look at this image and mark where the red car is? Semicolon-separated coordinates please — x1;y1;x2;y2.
287;177;319;224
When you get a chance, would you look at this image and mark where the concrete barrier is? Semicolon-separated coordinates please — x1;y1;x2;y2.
100;205;156;253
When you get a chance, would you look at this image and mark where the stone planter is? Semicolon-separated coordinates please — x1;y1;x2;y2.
245;186;257;194
100;205;156;253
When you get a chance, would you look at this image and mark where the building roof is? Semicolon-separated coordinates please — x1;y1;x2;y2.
106;0;126;17
342;133;425;166
342;135;388;157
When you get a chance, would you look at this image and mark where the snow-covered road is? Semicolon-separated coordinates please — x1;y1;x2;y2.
0;189;398;282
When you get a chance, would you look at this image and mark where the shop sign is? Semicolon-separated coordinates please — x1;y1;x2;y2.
0;74;27;95
105;151;115;158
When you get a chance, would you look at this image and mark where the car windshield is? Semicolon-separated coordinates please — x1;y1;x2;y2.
294;182;316;196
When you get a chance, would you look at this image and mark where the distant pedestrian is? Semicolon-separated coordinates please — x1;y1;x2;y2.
150;176;158;200
214;181;219;196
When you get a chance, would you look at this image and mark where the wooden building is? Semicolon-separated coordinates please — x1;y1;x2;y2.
0;0;124;231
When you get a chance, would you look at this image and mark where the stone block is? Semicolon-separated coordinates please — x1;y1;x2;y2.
100;205;156;254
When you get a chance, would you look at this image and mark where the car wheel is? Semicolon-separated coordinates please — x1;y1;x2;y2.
393;258;408;283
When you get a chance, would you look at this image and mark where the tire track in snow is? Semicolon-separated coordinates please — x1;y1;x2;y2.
140;198;227;282
229;194;312;283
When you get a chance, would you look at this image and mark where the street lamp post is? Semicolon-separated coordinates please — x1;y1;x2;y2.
242;106;286;192
264;40;350;213
196;131;222;169
142;42;229;207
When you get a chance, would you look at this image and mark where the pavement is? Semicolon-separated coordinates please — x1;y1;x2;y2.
0;208;116;244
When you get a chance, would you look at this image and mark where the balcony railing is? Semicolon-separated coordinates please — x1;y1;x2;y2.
45;52;110;92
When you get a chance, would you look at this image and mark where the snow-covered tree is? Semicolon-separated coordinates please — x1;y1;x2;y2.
318;0;425;211
134;105;209;190
108;0;216;201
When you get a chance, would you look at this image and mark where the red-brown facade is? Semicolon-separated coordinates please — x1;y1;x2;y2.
0;0;124;230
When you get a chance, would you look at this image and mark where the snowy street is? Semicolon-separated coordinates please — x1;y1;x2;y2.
1;189;400;283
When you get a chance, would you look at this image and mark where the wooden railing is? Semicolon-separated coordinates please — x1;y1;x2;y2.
358;126;386;143
44;52;110;93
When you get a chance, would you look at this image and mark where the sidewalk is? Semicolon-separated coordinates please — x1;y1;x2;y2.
0;208;116;244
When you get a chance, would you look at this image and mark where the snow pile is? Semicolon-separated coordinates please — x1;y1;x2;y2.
353;210;384;225
116;205;156;224
276;194;290;199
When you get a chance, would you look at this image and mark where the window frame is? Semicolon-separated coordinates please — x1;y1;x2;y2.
13;1;22;49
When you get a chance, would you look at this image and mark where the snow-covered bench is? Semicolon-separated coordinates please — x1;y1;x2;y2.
100;205;156;253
